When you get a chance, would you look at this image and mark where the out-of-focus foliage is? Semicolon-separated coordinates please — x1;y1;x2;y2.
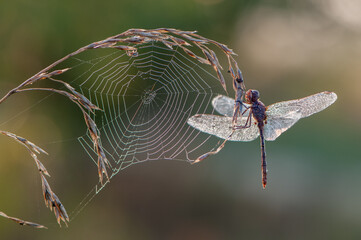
0;0;360;239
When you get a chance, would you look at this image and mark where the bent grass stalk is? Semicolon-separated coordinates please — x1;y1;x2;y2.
0;28;240;228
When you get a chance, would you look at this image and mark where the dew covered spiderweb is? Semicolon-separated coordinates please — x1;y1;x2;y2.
73;42;226;184
0;29;242;223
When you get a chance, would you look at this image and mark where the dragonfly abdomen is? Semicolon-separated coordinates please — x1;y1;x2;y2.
258;124;267;189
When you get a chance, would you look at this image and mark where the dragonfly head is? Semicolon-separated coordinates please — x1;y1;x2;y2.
245;89;260;103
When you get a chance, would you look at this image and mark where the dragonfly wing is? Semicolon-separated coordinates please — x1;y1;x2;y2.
264;111;302;141
212;95;234;117
187;114;259;142
267;91;337;119
212;95;251;117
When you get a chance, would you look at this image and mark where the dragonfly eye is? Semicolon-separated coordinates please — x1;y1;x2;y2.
245;89;260;103
251;90;260;101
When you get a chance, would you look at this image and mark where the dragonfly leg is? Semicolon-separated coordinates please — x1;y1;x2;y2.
233;111;252;130
241;103;250;114
232;101;249;126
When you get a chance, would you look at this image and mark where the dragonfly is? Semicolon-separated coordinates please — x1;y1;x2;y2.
188;89;337;189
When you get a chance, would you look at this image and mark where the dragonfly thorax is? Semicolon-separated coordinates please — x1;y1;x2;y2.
245;89;267;124
251;101;267;124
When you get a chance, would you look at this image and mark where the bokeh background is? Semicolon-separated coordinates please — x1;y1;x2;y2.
0;0;360;239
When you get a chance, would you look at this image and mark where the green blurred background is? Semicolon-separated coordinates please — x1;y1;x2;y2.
0;0;360;239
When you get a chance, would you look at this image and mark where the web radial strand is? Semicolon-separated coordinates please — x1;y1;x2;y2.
62;41;228;184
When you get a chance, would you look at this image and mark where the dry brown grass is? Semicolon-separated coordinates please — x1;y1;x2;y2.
0;28;242;228
0;131;68;227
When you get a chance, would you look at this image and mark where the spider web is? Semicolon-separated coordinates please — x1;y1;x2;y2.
53;41;229;216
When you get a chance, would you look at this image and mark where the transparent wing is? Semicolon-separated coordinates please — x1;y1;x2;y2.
264;111;302;141
267;91;337;119
211;95;234;117
212;95;251;117
187;114;259;142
